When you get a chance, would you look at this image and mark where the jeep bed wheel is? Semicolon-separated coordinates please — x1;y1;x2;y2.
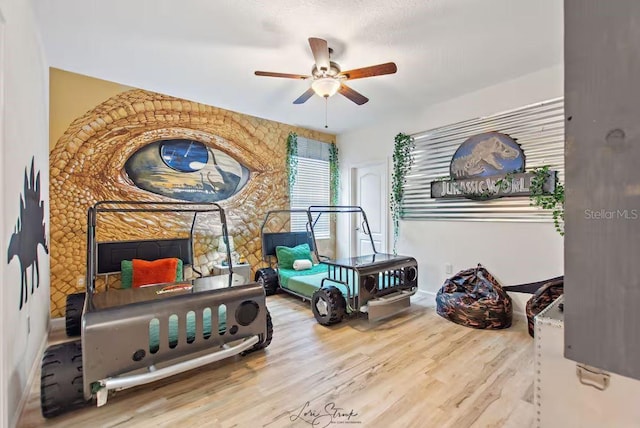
65;292;85;337
40;340;88;418
312;286;346;326
241;310;273;355
255;268;278;296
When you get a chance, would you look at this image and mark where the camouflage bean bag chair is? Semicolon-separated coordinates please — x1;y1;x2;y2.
504;276;564;337
525;278;564;337
436;265;512;329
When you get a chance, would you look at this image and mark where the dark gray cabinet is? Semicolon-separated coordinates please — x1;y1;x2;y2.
565;0;640;380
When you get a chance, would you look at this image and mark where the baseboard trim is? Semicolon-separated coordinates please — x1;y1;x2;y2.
512;310;527;319
50;316;64;332
416;289;436;297
507;292;529;320
13;332;48;426
415;289;436;301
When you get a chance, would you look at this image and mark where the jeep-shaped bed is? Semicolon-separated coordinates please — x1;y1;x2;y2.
255;206;418;325
40;201;272;418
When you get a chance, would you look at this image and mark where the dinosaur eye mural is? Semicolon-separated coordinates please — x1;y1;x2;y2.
125;139;250;202
160;140;210;172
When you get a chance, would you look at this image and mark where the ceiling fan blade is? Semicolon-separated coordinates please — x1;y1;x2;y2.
338;84;369;105
339;62;398;80
293;88;315;104
254;71;310;79
308;37;330;72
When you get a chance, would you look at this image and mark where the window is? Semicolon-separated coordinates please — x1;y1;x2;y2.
290;138;331;239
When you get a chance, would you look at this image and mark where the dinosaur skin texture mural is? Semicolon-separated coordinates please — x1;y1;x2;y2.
7;157;49;310
48;88;334;317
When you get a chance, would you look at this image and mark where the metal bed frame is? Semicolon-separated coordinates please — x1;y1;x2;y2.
41;201;271;418
86;200;233;288
258;205;419;324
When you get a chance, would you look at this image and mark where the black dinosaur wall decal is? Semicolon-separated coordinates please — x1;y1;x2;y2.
7;157;48;310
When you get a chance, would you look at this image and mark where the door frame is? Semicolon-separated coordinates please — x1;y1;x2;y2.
0;7;7;426
348;159;391;257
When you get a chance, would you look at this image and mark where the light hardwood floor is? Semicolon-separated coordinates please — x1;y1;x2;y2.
18;294;534;427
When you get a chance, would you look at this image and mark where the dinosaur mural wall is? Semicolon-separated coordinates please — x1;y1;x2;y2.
7;157;49;309
49;69;335;317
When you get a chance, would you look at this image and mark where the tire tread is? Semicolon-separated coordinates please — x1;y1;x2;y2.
40;340;88;418
255;268;279;296
241;310;273;355
65;292;85;337
312;286;346;326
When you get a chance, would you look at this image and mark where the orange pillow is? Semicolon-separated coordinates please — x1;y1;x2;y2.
132;258;179;288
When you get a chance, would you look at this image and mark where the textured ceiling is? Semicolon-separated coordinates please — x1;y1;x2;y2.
34;0;562;134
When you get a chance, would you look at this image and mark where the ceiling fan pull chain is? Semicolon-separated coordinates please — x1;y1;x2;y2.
325;96;328;129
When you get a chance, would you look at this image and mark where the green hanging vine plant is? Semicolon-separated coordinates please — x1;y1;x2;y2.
391;132;415;253
432;167;564;235
492;167;564;236
286;132;298;190
530;165;565;236
329;142;340;205
427;164;564;236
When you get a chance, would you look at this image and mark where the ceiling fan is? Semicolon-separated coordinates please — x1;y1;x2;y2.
254;37;397;105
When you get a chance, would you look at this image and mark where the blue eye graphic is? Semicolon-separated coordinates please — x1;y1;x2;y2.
160;140;209;173
125;139;250;202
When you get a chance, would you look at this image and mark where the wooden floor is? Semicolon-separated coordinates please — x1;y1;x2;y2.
18;294;534;428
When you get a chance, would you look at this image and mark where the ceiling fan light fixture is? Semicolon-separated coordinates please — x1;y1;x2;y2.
311;77;340;98
255;37;394;106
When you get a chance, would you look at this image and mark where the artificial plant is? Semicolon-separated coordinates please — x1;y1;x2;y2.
433;167;565;235
391;132;415;253
286;132;298;189
530;165;565;236
329;142;340;205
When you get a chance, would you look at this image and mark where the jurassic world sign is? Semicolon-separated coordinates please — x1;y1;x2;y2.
430;132;556;199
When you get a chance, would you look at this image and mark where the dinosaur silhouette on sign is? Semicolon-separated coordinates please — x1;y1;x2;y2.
7;157;48;310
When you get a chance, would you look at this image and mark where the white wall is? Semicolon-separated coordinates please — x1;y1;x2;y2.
337;65;564;314
0;9;5;426
0;0;49;426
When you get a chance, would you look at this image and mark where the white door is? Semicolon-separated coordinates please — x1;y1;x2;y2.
352;163;388;256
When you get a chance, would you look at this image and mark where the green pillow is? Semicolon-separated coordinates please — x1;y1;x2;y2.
120;259;183;289
276;244;312;269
